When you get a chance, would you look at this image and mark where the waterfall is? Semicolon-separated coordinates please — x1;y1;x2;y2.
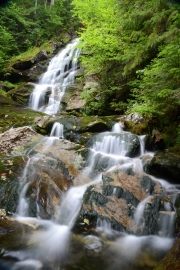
29;38;81;115
50;122;64;138
1;120;178;269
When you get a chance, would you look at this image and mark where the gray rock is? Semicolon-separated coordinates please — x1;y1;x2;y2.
145;151;180;184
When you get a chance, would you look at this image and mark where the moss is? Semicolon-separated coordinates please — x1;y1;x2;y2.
0;105;45;133
125;120;149;135
10;47;41;66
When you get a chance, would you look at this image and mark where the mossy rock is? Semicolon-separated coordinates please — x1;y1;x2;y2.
34;115;112;142
125;120;149;135
8;82;35;106
0;105;45;133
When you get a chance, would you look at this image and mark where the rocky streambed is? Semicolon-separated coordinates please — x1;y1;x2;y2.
0;39;180;269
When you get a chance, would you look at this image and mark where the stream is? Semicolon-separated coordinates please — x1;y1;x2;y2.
0;40;179;270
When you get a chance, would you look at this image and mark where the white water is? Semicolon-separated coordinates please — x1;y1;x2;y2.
3;37;178;267
29;39;81;115
50;122;64;138
10;122;178;269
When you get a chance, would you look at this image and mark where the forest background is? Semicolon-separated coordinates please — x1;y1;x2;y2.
1;0;180;150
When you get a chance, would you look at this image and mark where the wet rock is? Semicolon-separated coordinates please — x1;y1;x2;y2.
153;238;180;270
0;156;28;213
84;235;105;256
23;138;91;218
0;133;90;219
0;216;35;250
139;195;175;236
145;151;180;184
87;132;140;157
175;194;180;237
34;115;111;143
76;166;166;235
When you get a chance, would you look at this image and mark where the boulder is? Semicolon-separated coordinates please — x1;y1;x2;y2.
0;128;91;219
8;82;35;106
0;105;45;134
12;50;48;70
75;166;173;236
34;115;111;143
145;151;180;184
61;82;85;112
0;126;42;156
0;156;28;213
87;132;141;157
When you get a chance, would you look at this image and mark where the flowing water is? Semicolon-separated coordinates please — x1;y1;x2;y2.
0;43;179;270
50;122;64;138
29;38;80;115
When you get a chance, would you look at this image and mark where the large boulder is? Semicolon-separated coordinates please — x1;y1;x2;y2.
12;50;48;70
75;166;174;236
0;126;91;219
0;126;42;156
145;151;180;184
34;115;112;142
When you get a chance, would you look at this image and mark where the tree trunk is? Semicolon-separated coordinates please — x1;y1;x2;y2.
35;0;37;14
50;0;54;9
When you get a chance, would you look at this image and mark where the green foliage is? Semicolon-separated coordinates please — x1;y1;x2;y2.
0;0;76;71
72;0;180;122
129;32;180;120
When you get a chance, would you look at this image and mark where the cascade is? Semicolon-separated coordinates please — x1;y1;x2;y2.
50;122;64;138
29;38;81;115
0;42;179;270
0;122;176;269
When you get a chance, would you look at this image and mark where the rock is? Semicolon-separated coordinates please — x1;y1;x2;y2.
0;209;6;218
0;155;27;213
0;134;90;219
76;166;170;235
8;82;35;105
0;51;49;84
175;194;180;237
87;132;141;157
65;94;85;112
0;105;45;134
34;115;111;143
12;50;48;70
61;83;85;112
23;138;91;218
153;238;180;270
0;126;42;156
117;114;150;135
145;151;180;184
123;113;144;124
0;67;29;83
84;235;105;256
